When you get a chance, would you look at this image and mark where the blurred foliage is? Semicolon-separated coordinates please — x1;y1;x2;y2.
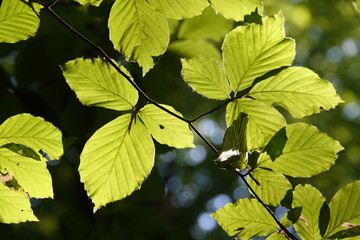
0;0;359;239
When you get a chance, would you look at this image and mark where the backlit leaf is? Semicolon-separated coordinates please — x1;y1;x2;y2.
79;114;155;212
147;0;209;19
0;0;42;43
223;14;295;92
211;198;278;239
0;183;38;223
74;0;103;7
108;0;169;75
181;56;231;100
139;104;194;148
62;58;138;111
258;123;343;178
210;0;263;21
249;67;343;118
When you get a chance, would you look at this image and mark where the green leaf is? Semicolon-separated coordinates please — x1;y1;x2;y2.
325;181;360;238
209;0;263;21
258;123;344;178
223;14;295;92
249;67;343;118
177;7;234;42
3;143;41;161
108;0;169;75
181;56;231;100
139;104;194;148
74;0;103;7
62;58;138;111
79;114;155;212
0;114;63;161
267;232;289;240
211;198;278;239
0;183;38;223
248;168;291;206
168;39;222;61
0;0;42;43
147;0;209;19
0;148;53;198
226;98;287;150
292;184;325;240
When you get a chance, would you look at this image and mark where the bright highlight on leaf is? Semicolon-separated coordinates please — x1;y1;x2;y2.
147;0;209;19
223;13;295;92
249;67;343;118
258;123;343;178
211;198;278;239
79;114;155;212
74;0;103;7
0;0;42;43
181;56;231;100
108;0;169;75
62;58;138;111
139;104;195;148
210;0;263;21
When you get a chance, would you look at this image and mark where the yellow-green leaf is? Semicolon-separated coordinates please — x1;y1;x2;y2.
147;0;209;19
210;0;263;21
74;0;103;7
168;39;222;61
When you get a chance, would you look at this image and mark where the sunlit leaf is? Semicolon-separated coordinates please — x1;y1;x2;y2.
0;114;63;161
292;184;325;240
0;183;38;223
249;67;343;118
258;123;343;178
181;56;231;100
248;168;291;206
62;58;138;111
267;232;288;240
177;7;234;42
209;0;263;21
223;14;295;92
108;0;169;75
226;98;287;150
0;148;53;198
325;181;360;238
168;39;222;61
139;104;195;148
0;0;42;43
147;0;209;19
211;198;278;239
74;0;103;7
79;114;155;212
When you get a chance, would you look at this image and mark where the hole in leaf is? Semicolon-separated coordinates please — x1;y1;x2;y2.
159;124;165;129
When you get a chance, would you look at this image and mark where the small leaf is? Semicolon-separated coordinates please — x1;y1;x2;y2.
62;58;138;111
257;123;343;178
248;168;292;206
324;181;360;238
2;143;41;161
209;0;263;21
292;184;326;240
79;114;155;211
74;0;103;7
139;104;195;148
0;0;42;43
0;183;38;223
211;198;278;239
249;67;343;118
181;56;231;100
147;0;209;19
108;0;169;75
168;39;222;61
223;13;295;92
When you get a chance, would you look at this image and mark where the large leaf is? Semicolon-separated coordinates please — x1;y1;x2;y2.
168;39;221;61
139;104;194;148
0;183;38;223
258;123;343;178
181;56;231;100
209;0;263;21
226;98;286;150
248;168;291;206
79;114;155;211
223;14;295;92
211;198;278;239
0;114;63;161
108;0;169;75
147;0;209;19
249;67;343;118
62;58;138;111
0;148;53;198
325;181;360;238
0;0;42;43
292;184;325;240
